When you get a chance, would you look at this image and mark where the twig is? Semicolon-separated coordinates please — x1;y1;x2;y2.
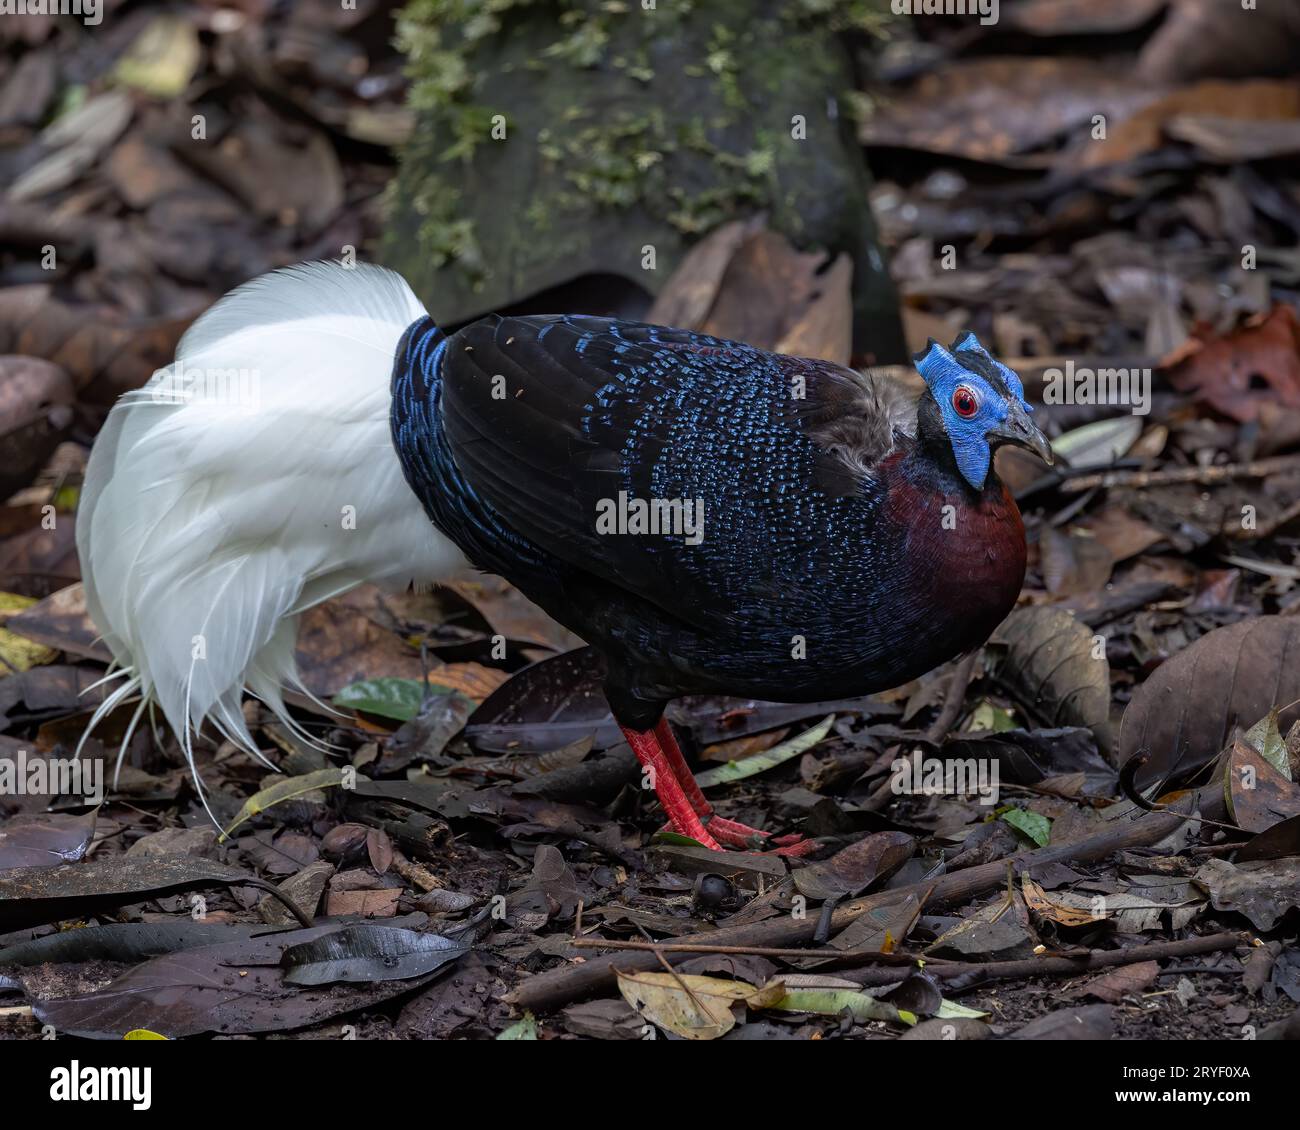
1060;454;1300;494
924;649;980;744
568;937;961;964
844;931;1251;988
1226;497;1300;540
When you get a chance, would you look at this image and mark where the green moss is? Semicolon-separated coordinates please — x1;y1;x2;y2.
385;0;897;330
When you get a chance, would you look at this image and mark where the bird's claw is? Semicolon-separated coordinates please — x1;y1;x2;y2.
701;816;818;857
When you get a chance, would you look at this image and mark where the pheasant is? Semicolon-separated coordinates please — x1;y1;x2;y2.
77;263;1050;853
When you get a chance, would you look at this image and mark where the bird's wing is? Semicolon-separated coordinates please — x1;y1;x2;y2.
438;314;913;621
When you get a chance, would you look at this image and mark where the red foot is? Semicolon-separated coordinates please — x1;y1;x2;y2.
656;816;818;857
622;724;722;850
625;719;817;857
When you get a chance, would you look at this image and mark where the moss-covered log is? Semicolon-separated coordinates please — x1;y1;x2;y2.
383;0;905;361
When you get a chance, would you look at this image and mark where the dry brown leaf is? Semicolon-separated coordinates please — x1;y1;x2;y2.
1226;738;1300;836
1077;80;1300;171
1022;874;1098;927
647;222;853;365
1007;0;1167;36
1073;960;1161;1003
1119;617;1300;791
862;58;1163;165
1138;0;1300;84
1162;305;1300;423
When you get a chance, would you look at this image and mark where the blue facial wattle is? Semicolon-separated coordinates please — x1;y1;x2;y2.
914;334;1033;491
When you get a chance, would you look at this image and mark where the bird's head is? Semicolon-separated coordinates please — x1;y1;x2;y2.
914;332;1052;491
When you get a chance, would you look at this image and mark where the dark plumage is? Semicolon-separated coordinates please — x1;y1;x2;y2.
391;315;1035;733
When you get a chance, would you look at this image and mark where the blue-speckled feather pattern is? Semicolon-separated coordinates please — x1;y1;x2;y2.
391;314;1025;726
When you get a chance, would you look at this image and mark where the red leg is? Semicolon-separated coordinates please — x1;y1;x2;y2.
652;718;818;857
654;717;712;815
622;725;722;850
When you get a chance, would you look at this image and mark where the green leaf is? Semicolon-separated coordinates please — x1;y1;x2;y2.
1000;807;1052;847
936;999;989;1020
766;987;913;1026
650;830;711;849
965;700;1017;733
334;678;449;722
497;1012;540;1040
694;714;834;789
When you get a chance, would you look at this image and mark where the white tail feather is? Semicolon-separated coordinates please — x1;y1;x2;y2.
76;262;465;810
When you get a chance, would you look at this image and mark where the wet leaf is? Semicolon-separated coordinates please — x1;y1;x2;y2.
465;647;617;753
29;925;439;1038
0;809;97;870
943;727;1117;795
861;58;1159;166
0;920;269;967
281;925;468;986
928;896;1040;961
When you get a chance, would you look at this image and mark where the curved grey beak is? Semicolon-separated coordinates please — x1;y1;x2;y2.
989;401;1053;465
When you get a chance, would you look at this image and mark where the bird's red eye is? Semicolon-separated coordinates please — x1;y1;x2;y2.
952;386;979;418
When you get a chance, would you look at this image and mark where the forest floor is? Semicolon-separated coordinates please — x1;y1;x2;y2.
1;1;1300;1041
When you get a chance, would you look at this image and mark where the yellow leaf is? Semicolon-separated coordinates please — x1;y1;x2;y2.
0;592;58;672
617;970;771;1040
219;768;346;842
113;15;200;98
